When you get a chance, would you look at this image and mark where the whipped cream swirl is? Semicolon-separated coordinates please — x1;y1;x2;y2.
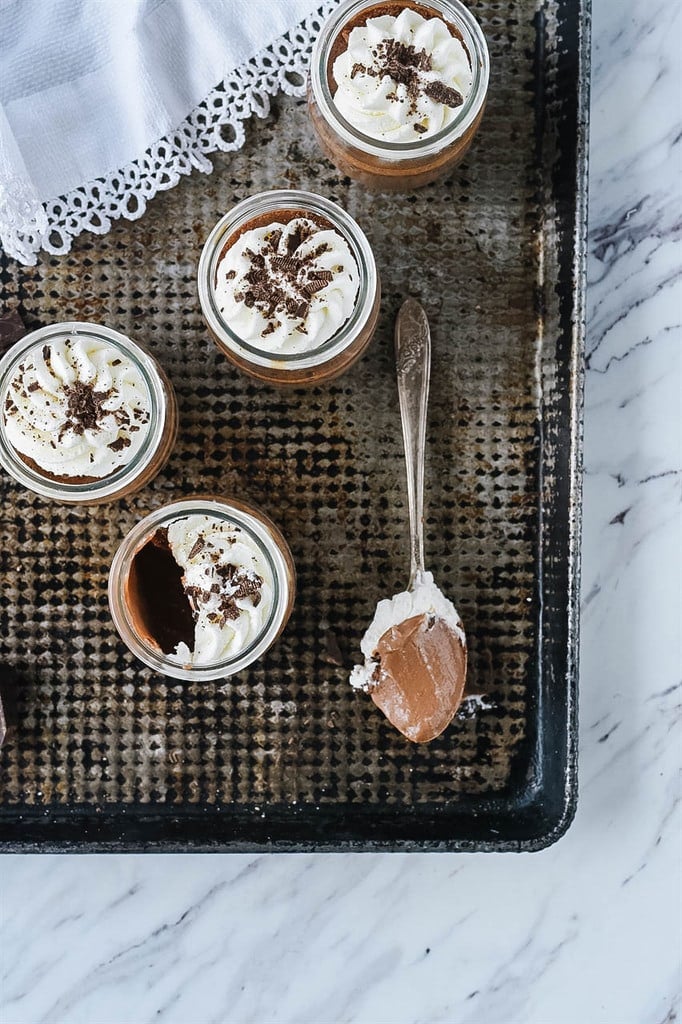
166;514;274;666
349;571;466;692
214;216;359;354
332;8;473;143
3;335;151;479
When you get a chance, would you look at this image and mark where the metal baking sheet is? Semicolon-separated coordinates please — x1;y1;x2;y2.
0;0;589;851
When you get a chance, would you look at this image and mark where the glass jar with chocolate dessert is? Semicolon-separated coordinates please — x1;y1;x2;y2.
108;496;296;681
307;0;489;190
197;189;380;385
0;322;178;505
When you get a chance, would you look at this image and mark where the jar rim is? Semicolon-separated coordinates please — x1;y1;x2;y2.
0;321;168;501
309;0;490;160
197;189;378;371
108;496;295;681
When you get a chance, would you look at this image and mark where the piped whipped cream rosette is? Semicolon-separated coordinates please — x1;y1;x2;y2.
3;334;151;480
215;215;360;355
198;191;380;385
332;7;473;142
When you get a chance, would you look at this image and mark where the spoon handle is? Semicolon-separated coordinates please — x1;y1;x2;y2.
394;298;431;590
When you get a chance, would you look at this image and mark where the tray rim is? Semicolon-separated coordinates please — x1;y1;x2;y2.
0;0;591;854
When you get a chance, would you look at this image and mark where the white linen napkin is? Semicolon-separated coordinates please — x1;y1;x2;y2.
0;0;333;264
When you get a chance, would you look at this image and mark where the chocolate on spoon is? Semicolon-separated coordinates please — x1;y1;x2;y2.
0;668;19;751
349;298;467;742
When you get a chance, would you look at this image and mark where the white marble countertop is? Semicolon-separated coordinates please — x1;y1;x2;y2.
1;0;680;1021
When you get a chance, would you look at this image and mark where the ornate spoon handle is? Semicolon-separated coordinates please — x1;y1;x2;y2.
394;298;431;589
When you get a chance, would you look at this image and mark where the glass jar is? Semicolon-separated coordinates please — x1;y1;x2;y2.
0;322;178;505
307;0;490;191
197;189;380;385
108;495;296;681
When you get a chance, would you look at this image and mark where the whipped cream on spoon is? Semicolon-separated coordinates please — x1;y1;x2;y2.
350;298;468;742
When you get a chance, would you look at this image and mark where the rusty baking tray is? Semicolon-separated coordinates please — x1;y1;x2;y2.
0;0;589;851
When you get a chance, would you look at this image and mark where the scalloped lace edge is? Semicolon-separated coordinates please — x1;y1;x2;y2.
0;1;338;267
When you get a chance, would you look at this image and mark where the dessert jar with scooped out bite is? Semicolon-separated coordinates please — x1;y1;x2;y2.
307;0;489;191
108;495;296;681
0;322;178;505
197;189;380;385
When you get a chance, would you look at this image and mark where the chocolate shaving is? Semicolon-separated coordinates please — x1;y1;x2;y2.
303;271;333;297
108;436;131;452
371;39;433;114
232;218;342;337
181;557;265;628
321;630;345;667
424;81;464;108
61;380;113;436
188;536;205;559
310;270;333;284
220;601;241;623
232;574;262;600
271;256;299;274
360;37;463;118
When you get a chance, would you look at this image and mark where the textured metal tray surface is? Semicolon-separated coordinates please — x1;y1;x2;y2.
0;0;588;851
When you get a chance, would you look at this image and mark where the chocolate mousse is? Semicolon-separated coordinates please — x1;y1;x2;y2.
0;669;18;753
327;5;468;108
0;324;178;503
308;0;489;190
215;209;351;347
127;529;196;655
123;513;272;669
368;613;467;742
3;334;151;484
199;192;381;385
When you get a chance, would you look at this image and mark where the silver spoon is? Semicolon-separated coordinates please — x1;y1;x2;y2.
350;299;468;743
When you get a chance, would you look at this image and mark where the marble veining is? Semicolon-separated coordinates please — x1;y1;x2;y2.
1;0;680;1021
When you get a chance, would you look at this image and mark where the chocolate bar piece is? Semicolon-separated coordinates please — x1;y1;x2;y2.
0;310;27;355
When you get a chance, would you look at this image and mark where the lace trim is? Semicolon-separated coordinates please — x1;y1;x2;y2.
0;1;339;267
